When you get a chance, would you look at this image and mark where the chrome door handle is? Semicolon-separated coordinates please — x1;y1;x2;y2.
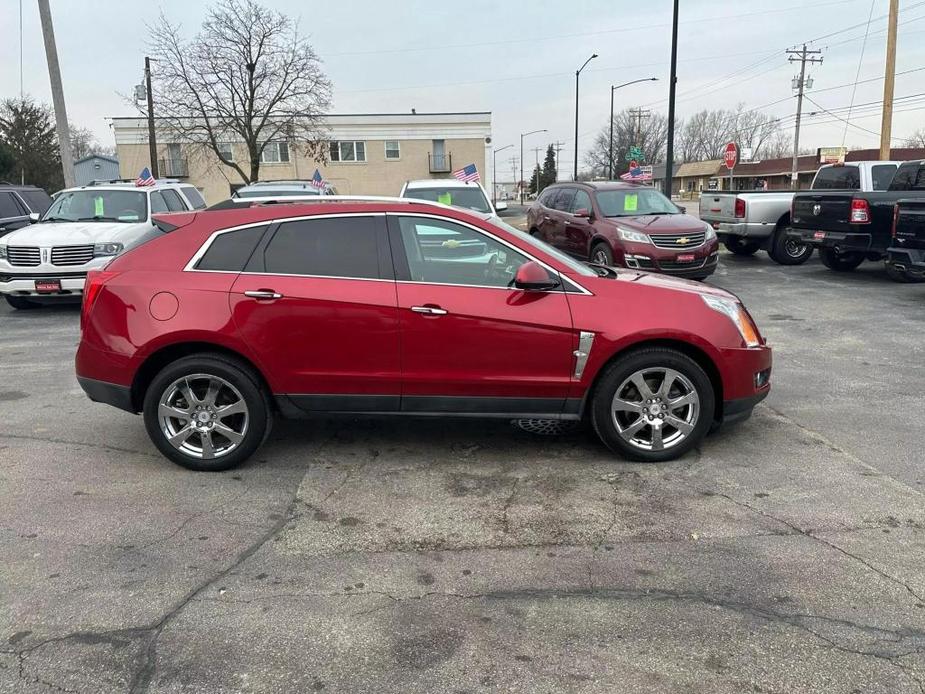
410;305;448;315
244;290;283;300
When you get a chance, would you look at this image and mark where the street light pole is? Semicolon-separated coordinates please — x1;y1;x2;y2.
609;77;658;180
492;144;512;207
664;0;680;197
520;129;547;205
574;53;598;181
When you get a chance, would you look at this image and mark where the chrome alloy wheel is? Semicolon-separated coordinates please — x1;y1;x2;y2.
158;374;249;460
593;248;610;265
611;367;700;452
784;237;808;258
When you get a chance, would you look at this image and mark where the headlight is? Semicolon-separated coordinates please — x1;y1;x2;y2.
704;224;716;241
0;245;7;260
93;242;123;257
618;227;651;244
701;295;761;347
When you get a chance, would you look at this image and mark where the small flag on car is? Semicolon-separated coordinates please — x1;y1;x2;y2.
135;167;156;187
310;169;325;189
452;163;480;183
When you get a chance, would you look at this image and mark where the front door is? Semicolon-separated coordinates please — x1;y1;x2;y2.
0;192;32;237
388;214;575;415
230;214;402;412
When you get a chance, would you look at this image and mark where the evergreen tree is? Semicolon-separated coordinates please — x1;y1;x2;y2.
0;97;64;191
540;144;557;191
529;164;541;195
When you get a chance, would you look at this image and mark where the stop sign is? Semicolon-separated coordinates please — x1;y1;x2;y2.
724;142;738;170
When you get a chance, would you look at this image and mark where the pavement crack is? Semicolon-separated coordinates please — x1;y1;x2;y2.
500;477;520;535
0;432;159;458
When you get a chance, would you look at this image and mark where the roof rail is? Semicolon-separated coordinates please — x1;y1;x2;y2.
206;194;458;212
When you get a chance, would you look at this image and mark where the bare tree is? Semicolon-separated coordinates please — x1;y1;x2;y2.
148;0;332;184
904;128;925;148
69;125;115;159
585;109;669;177
676;105;783;162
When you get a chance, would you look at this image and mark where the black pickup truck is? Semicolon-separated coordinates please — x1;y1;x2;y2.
886;198;925;281
788;159;925;277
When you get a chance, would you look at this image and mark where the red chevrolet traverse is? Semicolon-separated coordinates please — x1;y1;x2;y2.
76;198;771;471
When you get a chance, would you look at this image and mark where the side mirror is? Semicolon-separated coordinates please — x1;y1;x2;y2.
495;201;508;212
29;212;40;223
514;261;560;291
676;205;687;214
574;208;592;219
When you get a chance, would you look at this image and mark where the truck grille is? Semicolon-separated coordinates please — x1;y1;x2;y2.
651;231;706;249
51;245;95;266
6;247;40;267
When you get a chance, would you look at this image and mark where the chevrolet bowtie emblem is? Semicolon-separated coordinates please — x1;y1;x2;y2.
677;237;690;245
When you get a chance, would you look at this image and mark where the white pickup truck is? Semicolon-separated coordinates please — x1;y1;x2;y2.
699;161;899;265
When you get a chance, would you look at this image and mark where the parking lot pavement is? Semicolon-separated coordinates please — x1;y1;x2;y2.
2;255;925;693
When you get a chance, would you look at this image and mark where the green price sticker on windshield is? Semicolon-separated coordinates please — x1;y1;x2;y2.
437;192;452;205
94;196;105;217
624;194;638;212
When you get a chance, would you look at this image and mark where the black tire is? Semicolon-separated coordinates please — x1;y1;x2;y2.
142;353;273;471
590;242;614;266
768;224;813;265
723;237;761;256
885;262;925;283
4;295;40;310
590;347;715;463
819;247;865;272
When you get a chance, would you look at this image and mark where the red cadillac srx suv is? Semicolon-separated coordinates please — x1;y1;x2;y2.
76;197;771;471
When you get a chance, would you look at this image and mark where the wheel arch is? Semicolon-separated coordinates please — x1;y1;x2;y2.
130;341;273;412
584;338;724;423
588;234;615;258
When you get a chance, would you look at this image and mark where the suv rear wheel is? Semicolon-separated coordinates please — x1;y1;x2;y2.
4;295;40;310
723;237;761;256
819;247;865;272
142;354;273;471
590;348;714;463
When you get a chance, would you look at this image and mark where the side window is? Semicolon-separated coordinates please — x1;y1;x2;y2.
571;189;592;213
396;216;531;288
263;216;380;279
0;192;25;219
871;165;897;191
553;188;576;212
812;166;859;190
181;186;207;210
538;188;558;207
196;226;266;271
149;191;169;214
161;189;187;212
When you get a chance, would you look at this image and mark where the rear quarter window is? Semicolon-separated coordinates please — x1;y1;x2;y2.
871;164;897;190
195;225;267;271
181;186;207;210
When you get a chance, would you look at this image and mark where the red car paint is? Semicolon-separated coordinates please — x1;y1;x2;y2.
76;200;769;430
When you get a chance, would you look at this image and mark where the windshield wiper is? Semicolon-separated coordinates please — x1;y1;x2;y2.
74;215;124;222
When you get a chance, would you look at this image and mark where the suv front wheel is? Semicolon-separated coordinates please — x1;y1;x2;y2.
142;353;273;471
591;348;714;462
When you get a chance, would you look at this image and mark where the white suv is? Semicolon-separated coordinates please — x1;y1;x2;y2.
399;179;506;219
0;181;206;309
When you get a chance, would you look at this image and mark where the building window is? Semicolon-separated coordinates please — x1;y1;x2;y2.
260;141;290;164
329;141;367;163
385;141;400;160
217;142;234;162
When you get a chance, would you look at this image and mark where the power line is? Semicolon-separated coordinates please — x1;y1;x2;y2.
842;0;878;147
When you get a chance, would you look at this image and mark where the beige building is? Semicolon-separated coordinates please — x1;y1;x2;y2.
111;112;492;204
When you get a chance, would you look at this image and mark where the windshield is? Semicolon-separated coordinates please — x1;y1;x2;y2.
596;188;678;217
486;216;596;277
235;188;320;198
43;189;148;223
404;187;492;214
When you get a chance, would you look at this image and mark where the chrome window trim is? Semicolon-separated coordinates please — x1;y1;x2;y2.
388;211;592;295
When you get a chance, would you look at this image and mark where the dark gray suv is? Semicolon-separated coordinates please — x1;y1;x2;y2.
0;184;53;238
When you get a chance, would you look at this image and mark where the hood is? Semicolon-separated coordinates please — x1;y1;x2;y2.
0;220;152;246
603;213;706;235
569;267;737;301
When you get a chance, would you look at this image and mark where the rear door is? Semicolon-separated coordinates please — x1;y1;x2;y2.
547;188;576;253
230;214;402;412
389;213;575;415
563;188;594;258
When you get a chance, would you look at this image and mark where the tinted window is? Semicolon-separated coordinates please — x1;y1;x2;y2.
264;216;380;278
538;188;558;207
181;186;207;209
150;192;169;214
397;216;530;288
553;188;576;211
161;189;187;212
0;192;25;218
871;164;897;190
20;190;52;213
890;163;925;191
196;226;266;271
812;166;860;190
571;189;592;213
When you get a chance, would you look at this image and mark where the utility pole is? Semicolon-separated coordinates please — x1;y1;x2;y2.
663;0;679;197
145;57;160;178
627;109;651;147
553;141;566;182
37;0;75;188
879;0;899;160
787;44;823;189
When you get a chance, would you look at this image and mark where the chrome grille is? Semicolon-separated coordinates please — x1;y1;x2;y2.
650;231;706;250
51;245;94;266
6;246;40;267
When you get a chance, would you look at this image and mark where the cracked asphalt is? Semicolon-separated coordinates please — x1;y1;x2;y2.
1;250;924;693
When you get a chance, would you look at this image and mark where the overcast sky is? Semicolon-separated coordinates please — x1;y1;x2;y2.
3;0;925;174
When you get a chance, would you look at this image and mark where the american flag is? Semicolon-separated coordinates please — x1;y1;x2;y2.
310;169;325;189
452;163;480;183
135;167;156;187
620;165;653;182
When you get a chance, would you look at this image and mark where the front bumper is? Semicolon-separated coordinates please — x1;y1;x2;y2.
0;271;87;297
787;228;872;252
626;252;719;279
722;389;770;426
886;247;925;276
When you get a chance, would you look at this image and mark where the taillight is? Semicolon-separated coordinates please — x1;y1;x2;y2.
850;198;870;224
734;198;746;218
81;270;119;331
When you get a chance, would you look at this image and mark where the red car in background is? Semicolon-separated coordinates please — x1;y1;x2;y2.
76;197;769;471
527;182;720;280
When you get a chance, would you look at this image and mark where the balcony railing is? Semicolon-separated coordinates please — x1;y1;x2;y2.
158;158;189;178
428;153;452;173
